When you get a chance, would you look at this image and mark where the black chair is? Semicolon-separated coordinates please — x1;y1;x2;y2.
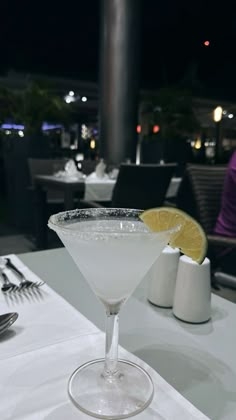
111;163;176;209
28;158;84;249
83;163;176;210
176;164;236;288
28;158;66;203
177;164;232;244
77;159;97;176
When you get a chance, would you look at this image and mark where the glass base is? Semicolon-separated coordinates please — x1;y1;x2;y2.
68;358;154;419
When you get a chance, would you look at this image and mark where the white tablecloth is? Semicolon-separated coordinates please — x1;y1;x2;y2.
166;177;181;198
84;177;182;202
0;255;209;420
84;178;116;201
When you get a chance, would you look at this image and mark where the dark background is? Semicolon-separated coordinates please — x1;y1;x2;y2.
1;0;236;99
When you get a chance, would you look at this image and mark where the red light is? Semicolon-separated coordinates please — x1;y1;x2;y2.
136;125;141;133
204;40;210;47
153;125;160;133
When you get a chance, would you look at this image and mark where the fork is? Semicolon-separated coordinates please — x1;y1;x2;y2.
0;270;18;293
4;258;44;289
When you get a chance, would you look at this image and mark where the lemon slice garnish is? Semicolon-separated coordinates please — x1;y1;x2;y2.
140;207;208;264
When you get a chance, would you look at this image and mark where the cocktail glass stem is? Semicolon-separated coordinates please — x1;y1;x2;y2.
103;311;119;378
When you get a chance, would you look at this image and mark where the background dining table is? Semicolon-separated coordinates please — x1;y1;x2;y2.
4;246;235;420
33;174;181;249
34;174;181;208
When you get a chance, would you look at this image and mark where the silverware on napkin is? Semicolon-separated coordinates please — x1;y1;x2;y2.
0;267;18;293
0;312;18;335
0;257;44;289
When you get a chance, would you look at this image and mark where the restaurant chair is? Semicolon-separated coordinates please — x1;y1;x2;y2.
28;158;81;249
83;163;176;210
28;158;66;203
77;159;97;176
176;164;236;288
111;163;177;209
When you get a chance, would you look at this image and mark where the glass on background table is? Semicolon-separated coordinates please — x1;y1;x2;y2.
48;208;178;419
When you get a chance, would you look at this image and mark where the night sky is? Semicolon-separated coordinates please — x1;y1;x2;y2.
1;0;236;99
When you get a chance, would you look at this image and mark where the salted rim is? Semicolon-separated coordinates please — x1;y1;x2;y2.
48;208;180;238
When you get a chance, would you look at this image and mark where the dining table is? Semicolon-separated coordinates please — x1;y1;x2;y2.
1;247;235;419
33;174;182;249
34;174;181;208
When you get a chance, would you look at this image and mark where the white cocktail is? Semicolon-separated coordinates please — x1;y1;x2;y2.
64;219;168;308
48;208;177;419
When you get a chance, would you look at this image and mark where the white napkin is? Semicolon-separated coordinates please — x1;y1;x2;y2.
0;334;209;420
0;255;98;360
0;256;210;420
86;171;109;182
64;159;77;176
54;160;84;181
109;167;119;180
95;158;106;179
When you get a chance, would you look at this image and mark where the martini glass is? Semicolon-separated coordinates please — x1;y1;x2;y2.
48;208;178;419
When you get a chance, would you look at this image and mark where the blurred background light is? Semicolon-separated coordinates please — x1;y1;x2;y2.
153;125;160;133
213;106;223;122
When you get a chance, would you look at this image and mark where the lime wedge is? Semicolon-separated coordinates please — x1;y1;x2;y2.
140;207;208;264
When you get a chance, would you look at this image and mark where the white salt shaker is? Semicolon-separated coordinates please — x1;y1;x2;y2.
173;255;211;323
147;246;180;308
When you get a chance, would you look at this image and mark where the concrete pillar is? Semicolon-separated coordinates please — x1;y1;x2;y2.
99;0;141;165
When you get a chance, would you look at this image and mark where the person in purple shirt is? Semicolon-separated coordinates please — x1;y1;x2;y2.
214;150;236;274
214;150;236;237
